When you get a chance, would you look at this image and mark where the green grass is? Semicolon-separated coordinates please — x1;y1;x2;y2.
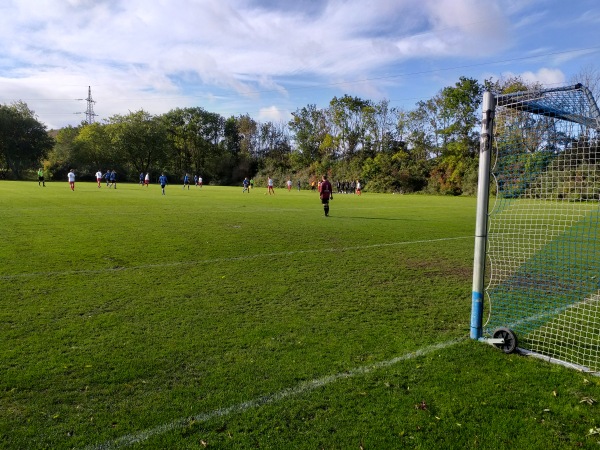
486;197;600;371
1;181;599;449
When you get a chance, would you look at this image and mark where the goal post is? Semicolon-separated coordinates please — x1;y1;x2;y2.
471;84;600;373
471;91;495;340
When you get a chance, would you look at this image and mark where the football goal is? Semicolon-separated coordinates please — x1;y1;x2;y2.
471;84;600;373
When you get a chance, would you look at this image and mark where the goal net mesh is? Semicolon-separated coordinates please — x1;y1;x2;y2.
484;84;600;371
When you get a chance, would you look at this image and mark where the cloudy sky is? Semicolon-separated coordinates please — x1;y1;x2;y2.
1;0;599;129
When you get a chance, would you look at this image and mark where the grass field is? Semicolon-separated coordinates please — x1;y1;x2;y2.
1;180;600;449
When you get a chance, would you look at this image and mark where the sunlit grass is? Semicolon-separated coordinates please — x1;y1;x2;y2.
1;181;599;449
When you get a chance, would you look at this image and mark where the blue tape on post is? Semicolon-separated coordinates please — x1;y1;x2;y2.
470;291;483;339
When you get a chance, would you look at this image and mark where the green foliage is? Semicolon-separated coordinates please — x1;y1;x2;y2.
288;104;328;167
423;77;483;195
72;123;114;178
163;107;225;182
0;101;54;178
38;75;493;192
361;153;393;191
13;76;600;196
526;140;600;201
107;110;170;180
328;94;372;156
485;75;543;94
46;125;81;180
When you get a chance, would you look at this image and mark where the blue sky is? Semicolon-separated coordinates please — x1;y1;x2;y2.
0;0;599;130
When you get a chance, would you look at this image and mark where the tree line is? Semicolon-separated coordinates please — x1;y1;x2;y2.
1;74;593;193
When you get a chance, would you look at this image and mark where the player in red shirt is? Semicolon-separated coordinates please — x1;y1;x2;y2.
320;174;333;217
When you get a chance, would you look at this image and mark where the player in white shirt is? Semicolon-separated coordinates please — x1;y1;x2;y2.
68;169;76;191
267;176;275;195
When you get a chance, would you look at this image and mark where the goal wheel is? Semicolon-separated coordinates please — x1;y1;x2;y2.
492;327;517;354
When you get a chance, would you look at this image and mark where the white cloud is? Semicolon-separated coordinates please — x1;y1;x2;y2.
576;9;600;24
2;0;514;79
494;68;566;88
258;105;289;122
521;68;566;86
0;0;593;128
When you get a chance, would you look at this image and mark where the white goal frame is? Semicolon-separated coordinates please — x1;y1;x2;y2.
471;84;600;374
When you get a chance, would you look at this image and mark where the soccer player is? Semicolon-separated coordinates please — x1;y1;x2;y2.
242;177;250;193
286;178;292;191
198;176;203;188
267;176;275;195
194;174;198;187
95;169;102;188
139;172;144;185
67;169;76;191
159;173;168;195
183;173;190;190
37;168;45;187
320;174;333;217
356;179;362;195
104;170;111;186
145;172;150;186
109;170;117;189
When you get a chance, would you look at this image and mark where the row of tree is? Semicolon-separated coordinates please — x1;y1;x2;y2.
1;72;596;193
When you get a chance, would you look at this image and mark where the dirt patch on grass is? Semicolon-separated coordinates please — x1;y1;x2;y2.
401;256;472;280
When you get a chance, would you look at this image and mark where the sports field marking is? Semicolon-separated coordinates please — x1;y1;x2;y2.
1;235;470;280
86;338;464;450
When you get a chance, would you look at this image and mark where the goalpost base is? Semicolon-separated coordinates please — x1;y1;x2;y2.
516;348;600;377
479;327;518;354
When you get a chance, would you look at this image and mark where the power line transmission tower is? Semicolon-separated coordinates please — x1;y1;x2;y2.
85;86;97;124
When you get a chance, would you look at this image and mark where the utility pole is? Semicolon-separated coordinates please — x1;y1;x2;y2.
85;86;97;124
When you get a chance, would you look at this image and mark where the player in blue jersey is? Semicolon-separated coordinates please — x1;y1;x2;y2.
159;173;168;195
242;177;250;193
183;173;190;190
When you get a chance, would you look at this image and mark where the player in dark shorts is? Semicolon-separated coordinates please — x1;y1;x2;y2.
320;174;333;217
159;173;168;195
37;168;45;187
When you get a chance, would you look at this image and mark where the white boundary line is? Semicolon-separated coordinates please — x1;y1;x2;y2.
1;236;470;280
86;338;464;449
